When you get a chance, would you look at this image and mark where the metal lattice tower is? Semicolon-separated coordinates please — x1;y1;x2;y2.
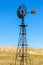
15;5;36;65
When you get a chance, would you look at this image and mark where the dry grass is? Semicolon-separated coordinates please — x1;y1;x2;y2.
0;46;43;65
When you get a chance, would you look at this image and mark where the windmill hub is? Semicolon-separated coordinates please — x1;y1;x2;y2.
17;5;26;19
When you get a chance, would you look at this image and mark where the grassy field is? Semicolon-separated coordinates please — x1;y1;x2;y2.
0;46;43;65
0;54;43;65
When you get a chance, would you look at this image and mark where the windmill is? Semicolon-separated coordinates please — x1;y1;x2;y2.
15;5;36;65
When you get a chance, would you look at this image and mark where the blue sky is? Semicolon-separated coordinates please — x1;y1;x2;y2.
0;0;43;48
